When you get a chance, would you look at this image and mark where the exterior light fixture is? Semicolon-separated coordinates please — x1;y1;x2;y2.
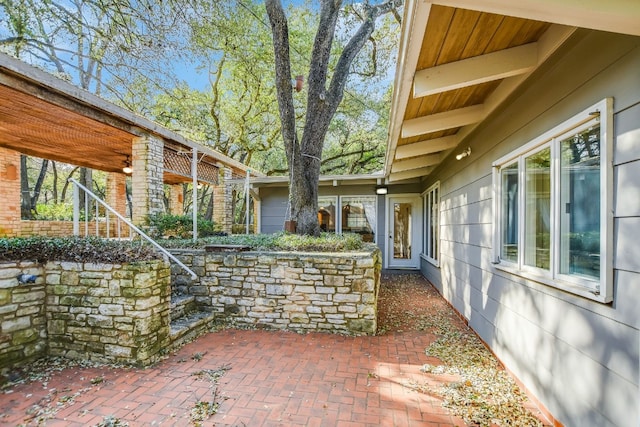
375;186;388;195
122;155;133;174
456;147;471;161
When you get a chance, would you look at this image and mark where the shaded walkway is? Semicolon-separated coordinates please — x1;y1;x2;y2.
0;273;548;426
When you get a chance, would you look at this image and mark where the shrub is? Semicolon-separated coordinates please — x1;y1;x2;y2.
33;203;74;221
147;214;224;239
0;237;161;263
161;232;366;252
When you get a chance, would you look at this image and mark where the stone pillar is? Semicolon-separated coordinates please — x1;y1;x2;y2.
106;172;127;217
169;184;184;215
213;168;233;234
131;135;165;225
0;147;21;236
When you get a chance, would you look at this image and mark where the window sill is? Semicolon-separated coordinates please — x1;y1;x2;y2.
493;263;611;304
420;253;439;267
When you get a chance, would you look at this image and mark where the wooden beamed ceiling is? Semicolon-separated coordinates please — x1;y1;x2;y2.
0;53;259;182
386;4;577;182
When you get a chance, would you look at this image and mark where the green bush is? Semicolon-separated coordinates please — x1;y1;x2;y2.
0;237;161;263
147;214;223;239
33;203;74;221
161;232;366;252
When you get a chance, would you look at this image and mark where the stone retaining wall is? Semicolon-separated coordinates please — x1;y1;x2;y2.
0;260;170;371
172;247;382;335
0;262;47;369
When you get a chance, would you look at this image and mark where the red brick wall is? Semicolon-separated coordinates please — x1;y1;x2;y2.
0;147;21;237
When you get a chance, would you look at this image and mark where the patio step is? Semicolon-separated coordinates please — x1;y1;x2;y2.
170;294;197;321
169;309;217;348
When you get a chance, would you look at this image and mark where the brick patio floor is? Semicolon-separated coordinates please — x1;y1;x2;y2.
1;273;550;426
2;329;469;426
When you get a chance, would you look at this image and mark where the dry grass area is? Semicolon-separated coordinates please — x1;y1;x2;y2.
377;272;549;427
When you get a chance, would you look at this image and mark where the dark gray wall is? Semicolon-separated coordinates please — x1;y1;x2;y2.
420;30;639;426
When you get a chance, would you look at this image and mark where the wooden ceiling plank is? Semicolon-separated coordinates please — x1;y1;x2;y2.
413;42;538;98
437;8;482;65
462;13;506;57
416;5;456;70
396;135;459;159
402;104;485;138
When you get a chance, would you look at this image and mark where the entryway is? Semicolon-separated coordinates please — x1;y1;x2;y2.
386;195;421;269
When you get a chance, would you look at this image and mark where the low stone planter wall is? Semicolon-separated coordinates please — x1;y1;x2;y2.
0;262;47;369
171;247;382;335
0;259;170;371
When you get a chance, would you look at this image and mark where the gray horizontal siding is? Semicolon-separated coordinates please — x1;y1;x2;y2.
421;30;640;427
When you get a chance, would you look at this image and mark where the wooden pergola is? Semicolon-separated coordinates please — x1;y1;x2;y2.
0;52;258;185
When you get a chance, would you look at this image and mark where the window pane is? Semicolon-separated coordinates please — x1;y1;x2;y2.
524;148;551;270
318;197;337;232
429;187;438;260
560;125;600;279
341;196;376;242
393;202;412;259
501;162;519;263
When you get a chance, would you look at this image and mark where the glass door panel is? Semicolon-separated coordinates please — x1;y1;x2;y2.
393;202;412;260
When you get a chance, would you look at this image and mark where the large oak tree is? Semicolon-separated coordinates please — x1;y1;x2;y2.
265;0;401;235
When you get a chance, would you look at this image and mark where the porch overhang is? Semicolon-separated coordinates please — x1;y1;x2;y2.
0;52;261;184
384;0;640;183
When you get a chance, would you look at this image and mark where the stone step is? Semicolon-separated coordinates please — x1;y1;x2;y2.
169;309;217;348
170;294;197;321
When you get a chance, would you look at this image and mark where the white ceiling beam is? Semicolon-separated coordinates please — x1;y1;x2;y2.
388;167;434;182
395;135;459;159
414;43;537;98
391;153;442;173
429;0;640;36
456;25;576;142
402;104;485;139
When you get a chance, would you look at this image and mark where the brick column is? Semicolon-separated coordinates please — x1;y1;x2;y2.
169;184;184;215
0;147;21;236
106;172;127;217
131;135;165;225
213;168;233;234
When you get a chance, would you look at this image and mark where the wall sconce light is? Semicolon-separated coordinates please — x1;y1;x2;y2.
456;147;471;161
375;186;388;195
122;155;133;174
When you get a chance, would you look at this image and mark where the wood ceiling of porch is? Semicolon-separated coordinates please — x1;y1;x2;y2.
386;4;574;182
0;54;259;184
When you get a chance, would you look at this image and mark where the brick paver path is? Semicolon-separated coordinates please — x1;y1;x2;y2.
1;328;467;426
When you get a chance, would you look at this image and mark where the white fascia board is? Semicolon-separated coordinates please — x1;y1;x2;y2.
383;0;433;175
429;0;640;36
413;43;538;98
391;153;442;173
402;104;486;139
388;166;434;182
395;135;459;159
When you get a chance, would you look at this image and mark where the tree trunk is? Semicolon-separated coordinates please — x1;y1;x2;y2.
20;155;32;219
266;0;400;235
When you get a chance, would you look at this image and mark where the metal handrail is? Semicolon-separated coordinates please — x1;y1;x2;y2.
69;178;197;280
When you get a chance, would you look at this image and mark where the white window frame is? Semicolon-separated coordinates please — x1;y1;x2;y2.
318;196;338;233
339;195;378;244
421;182;440;266
318;195;378;244
492;98;613;303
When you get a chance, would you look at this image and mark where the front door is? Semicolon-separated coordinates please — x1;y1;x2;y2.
387;196;421;269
